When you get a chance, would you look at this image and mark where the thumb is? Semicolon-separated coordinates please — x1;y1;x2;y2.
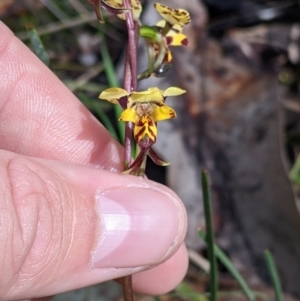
0;151;187;300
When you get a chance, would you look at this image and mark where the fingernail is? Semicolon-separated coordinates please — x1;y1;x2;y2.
92;186;185;269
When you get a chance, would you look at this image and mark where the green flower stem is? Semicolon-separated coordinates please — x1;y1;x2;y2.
153;41;166;70
138;27;167;80
138;41;156;80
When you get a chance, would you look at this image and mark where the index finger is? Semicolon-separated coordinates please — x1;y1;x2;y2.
0;21;123;171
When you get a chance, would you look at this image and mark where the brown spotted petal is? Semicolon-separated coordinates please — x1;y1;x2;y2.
105;0;142;20
154;3;191;26
102;0;131;16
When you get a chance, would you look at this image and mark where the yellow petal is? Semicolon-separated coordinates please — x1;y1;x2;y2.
166;32;188;46
119;108;137;122
151;105;176;122
156;20;183;33
156;19;166;29
134;116;157;142
99;87;129;104
163;87;186;97
130;0;142;20
129;87;164;105
154;3;191;26
105;0;142;20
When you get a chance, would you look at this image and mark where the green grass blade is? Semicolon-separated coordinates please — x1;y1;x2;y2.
99;33;124;144
79;92;119;141
264;250;283;301
201;170;218;301
26;24;50;66
198;230;255;301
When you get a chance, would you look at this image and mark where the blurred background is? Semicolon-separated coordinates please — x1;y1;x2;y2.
2;0;300;300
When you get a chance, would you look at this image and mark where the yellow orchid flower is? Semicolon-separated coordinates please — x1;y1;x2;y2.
138;5;190;79
99;87;186;143
154;3;191;26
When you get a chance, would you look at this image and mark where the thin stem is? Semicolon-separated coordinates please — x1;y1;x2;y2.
122;0;139;300
137;41;156;80
122;274;134;301
123;0;138;168
123;0;138;92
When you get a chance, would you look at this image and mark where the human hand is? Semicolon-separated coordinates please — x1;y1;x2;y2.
0;21;188;300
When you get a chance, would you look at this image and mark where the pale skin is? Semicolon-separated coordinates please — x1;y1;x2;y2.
0;21;188;300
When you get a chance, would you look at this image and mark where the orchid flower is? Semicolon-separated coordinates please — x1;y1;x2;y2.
99;86;186;172
138;3;190;79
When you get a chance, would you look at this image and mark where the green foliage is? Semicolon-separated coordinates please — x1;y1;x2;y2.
99;31;125;144
26;24;50;66
264;250;283;301
201;170;218;301
79;92;120;141
199;170;255;301
289;154;300;186
199;170;285;301
198;230;255;301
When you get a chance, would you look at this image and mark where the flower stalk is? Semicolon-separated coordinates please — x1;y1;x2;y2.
122;0;138;297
